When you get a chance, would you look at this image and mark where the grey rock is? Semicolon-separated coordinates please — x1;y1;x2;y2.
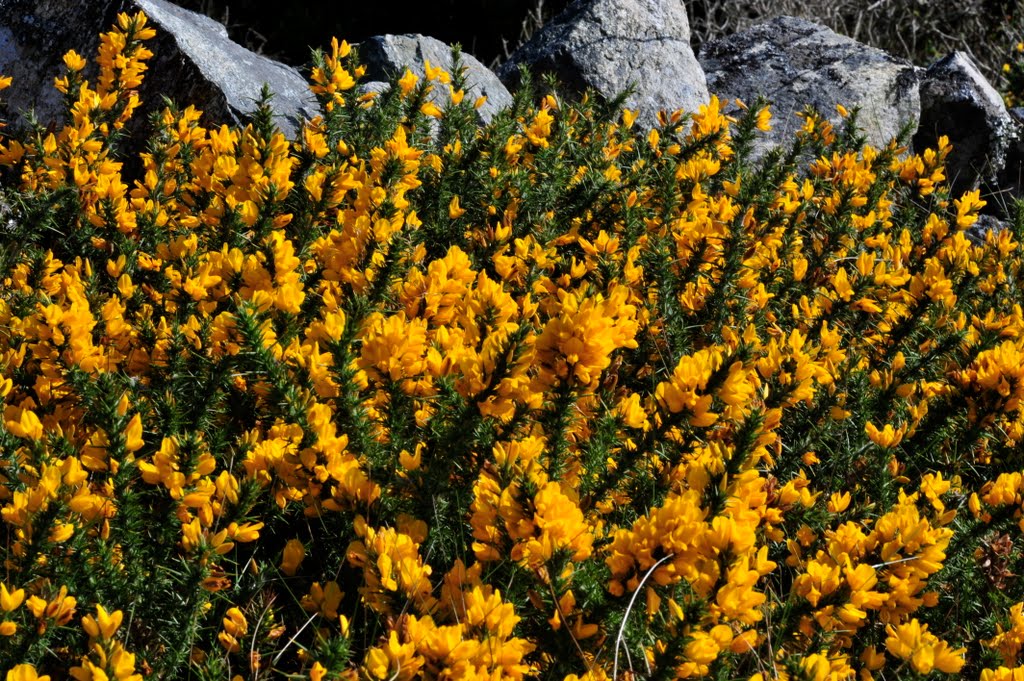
497;0;709;129
699;16;919;159
358;34;512;125
358;81;391;99
0;0;317;140
913;52;1020;201
0;1;111;130
134;0;316;137
966;213;1010;246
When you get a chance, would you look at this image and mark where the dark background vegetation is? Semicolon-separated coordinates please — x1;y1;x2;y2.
174;0;572;68
176;0;1021;82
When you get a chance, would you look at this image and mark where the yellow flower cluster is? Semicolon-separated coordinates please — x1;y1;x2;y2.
361;586;534;680
3;10;1024;680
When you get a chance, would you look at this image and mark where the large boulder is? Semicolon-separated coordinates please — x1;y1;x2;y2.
913;52;1021;205
358;34;512;125
699;16;920;157
497;0;709;128
0;0;317;140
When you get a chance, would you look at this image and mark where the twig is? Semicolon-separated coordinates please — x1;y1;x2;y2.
250;596;276;677
613;553;675;681
545;574;594;673
270;611;320;666
870;555;921;569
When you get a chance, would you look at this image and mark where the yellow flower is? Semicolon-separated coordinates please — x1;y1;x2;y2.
954;188;986;229
310;36;355;108
5;407;44;440
124;413;144;452
831;267;855;301
800;653;833;681
654;346;721;426
420;101;443;118
794;559;841;607
398;68;418;95
359;312;430;387
423;59;451;84
615;392;650;430
62;49;87;72
81;604;124;640
399;444;423;471
865;421;905;448
827;491;851;513
524;108;555;147
1;583;25;612
364;630;423;680
448;195;466;219
885;618;922;659
536;286;639;390
302;581;344;619
347;522;436;616
6;665;49;681
280;538;306;576
885;619;965;674
860;645;886;670
512;482;594;568
218;607;248;653
48;523;75;543
227;521;264;543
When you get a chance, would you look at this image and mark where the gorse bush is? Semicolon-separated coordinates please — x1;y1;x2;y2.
4;10;1024;681
1002;40;1024;108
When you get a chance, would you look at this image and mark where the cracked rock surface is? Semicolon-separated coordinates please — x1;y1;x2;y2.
700;16;919;159
497;0;709;128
